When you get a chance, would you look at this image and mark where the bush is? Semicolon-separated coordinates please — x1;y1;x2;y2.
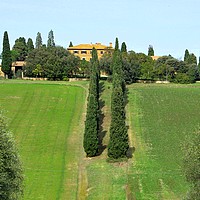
173;73;191;84
0;113;24;199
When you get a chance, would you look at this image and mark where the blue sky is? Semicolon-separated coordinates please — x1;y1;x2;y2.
1;0;200;60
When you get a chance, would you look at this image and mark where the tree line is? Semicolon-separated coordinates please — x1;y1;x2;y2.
1;30;200;83
100;45;199;84
84;39;129;160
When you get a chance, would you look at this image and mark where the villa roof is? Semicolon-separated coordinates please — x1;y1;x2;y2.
68;43;109;50
12;61;26;67
151;56;161;60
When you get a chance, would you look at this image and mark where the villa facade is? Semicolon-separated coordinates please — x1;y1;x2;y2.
67;42;113;61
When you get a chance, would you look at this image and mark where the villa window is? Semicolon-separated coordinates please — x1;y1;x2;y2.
101;51;104;54
74;50;79;54
81;50;87;54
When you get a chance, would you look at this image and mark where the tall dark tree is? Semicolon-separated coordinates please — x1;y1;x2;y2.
108;48;129;159
1;31;12;78
12;37;28;61
83;48;99;157
183;130;200;200
69;41;73;47
184;49;190;63
47;30;55;47
35;32;42;49
188;53;197;65
148;45;154;56
0;113;24;199
115;37;119;51
121;42;127;53
27;38;34;54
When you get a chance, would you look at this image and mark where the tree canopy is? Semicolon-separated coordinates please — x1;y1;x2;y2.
25;46;80;80
0;113;24;199
1;31;12;78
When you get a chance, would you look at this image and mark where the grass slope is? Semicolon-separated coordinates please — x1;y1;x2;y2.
0;82;86;200
128;84;200;199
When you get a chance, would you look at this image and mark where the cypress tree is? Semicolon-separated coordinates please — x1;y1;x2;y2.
83;93;99;157
35;32;42;49
1;31;12;78
115;37;119;51
121;42;127;53
184;49;190;63
27;38;34;54
108;48;129;159
108;85;129;159
83;48;99;157
0;113;24;199
47;30;55;47
69;41;73;47
148;45;154;56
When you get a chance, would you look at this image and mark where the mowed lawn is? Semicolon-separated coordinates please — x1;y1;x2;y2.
0;82;86;200
127;84;200;199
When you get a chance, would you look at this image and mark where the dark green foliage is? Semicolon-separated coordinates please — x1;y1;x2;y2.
47;30;55;47
10;50;20;62
0;113;24;199
148;45;154;56
183;130;200;200
184;49;197;65
184;49;190;63
108;85;129;159
12;37;28;61
35;32;42;49
83;48;99;157
25;46;80;79
69;41;73;47
121;42;127;53
27;38;34;54
1;31;12;78
83;94;99;157
108;46;129;159
79;60;91;77
114;37;119;51
99;53;113;75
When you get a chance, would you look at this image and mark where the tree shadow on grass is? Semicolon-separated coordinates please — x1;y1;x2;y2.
126;147;135;159
97;81;107;156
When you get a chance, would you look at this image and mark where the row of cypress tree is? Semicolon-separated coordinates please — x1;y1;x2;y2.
83;38;129;159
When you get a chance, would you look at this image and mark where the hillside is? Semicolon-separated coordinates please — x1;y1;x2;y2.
0;81;199;199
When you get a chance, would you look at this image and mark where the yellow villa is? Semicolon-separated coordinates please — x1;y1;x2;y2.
67;42;113;61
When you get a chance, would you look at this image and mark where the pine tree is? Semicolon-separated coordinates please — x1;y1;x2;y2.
121;42;127;53
148;45;154;56
35;32;42;49
83;48;99;157
27;38;34;54
0;113;24;199
47;30;55;47
1;31;12;78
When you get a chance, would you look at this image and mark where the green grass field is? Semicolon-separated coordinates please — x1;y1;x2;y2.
0;80;199;200
0;81;86;199
127;83;200;199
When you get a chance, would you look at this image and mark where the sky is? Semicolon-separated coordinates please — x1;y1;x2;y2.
1;0;200;60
